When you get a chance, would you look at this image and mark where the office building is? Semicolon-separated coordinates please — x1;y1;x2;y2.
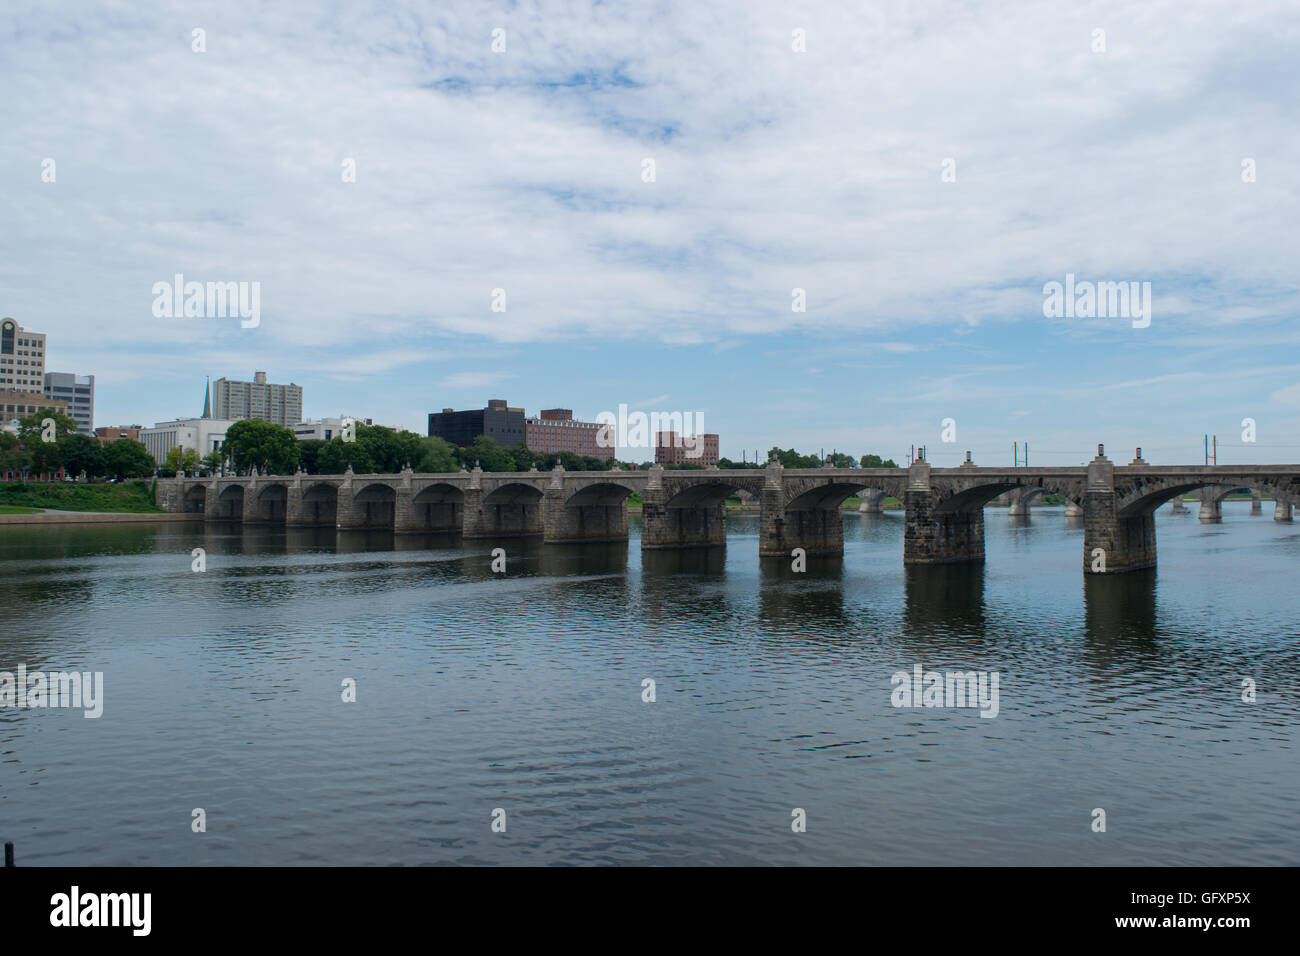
95;425;142;445
141;418;236;465
525;408;614;460
655;432;720;467
428;399;525;447
44;372;95;435
211;371;303;427
293;416;372;442
1;318;65;424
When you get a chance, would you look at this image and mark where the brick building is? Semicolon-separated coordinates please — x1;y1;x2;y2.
655;431;720;467
525;408;614;460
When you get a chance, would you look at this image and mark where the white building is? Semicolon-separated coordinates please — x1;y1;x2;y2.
141;418;237;464
292;416;372;442
44;372;95;435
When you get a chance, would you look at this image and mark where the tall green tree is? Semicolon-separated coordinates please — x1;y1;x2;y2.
316;437;375;474
60;433;106;479
103;439;156;480
222;419;300;475
18;410;78;476
415;435;459;473
162;446;200;476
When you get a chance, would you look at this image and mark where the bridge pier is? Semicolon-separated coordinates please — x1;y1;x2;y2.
1251;490;1262;515
1275;497;1293;522
1007;486;1036;516
461;468;544;538
857;488;884;514
902;461;985;565
759;463;844;557
1169;496;1189;514
1197;488;1222;523
1083;448;1155;573
285;473;306;525
640;466;727;549
1065;500;1084;517
543;468;629;543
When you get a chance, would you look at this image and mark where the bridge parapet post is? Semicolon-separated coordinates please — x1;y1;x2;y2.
1083;446;1155;573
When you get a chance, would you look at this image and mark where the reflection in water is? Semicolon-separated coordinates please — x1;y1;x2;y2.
1;503;1298;867
903;563;987;638
1082;568;1158;657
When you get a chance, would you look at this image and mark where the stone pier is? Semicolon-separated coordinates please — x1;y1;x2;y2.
1197;488;1222;523
1007;486;1034;516
1083;448;1155;574
857;488;884;513
640;465;727;550
1251;490;1262;515
758;461;844;557
903;460;985;565
1276;497;1293;522
1170;496;1189;514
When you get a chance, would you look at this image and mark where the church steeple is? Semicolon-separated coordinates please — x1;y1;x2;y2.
202;377;211;419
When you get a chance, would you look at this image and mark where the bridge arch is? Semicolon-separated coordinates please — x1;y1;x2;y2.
254;483;289;523
467;482;544;537
1117;476;1295;517
183;484;207;514
213;484;244;520
548;480;638;543
933;478;1082;515
411;482;464;532
299;482;338;526
347;482;396;529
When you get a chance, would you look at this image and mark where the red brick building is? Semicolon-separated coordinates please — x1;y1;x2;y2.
525;409;614;460
655;431;719;467
94;425;142;446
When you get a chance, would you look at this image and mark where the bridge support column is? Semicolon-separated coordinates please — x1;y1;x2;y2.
1197;488;1222;523
393;466;420;533
903;461;985;565
759;461;843;557
286;473;306;526
1169;496;1189;514
640;465;726;549
542;468;629;543
1275;497;1293;522
335;468;362;529
241;475;264;524
1007;487;1033;516
203;483;220;522
1083;447;1155;574
1065;500;1084;517
858;488;884;513
1251;491;1262;515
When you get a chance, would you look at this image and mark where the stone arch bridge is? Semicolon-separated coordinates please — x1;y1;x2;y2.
154;447;1299;575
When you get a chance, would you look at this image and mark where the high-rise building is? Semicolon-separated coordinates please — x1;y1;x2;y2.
211;371;302;427
525;408;614;460
655;432;720;467
0;318;46;391
428;399;526;447
44;372;95;435
0;317;66;424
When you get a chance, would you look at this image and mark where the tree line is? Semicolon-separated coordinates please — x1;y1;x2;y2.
1;412;899;482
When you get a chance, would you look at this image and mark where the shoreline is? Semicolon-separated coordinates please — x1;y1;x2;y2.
0;512;199;526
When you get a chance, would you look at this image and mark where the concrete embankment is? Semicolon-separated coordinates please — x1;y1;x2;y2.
0;511;201;526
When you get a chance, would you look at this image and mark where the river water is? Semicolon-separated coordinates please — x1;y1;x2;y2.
1;501;1297;865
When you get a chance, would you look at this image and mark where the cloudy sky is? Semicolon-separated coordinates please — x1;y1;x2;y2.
2;0;1298;464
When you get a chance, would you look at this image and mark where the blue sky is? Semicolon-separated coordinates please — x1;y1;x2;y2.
2;0;1298;465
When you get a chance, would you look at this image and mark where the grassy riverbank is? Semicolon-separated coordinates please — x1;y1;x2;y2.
0;481;163;513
